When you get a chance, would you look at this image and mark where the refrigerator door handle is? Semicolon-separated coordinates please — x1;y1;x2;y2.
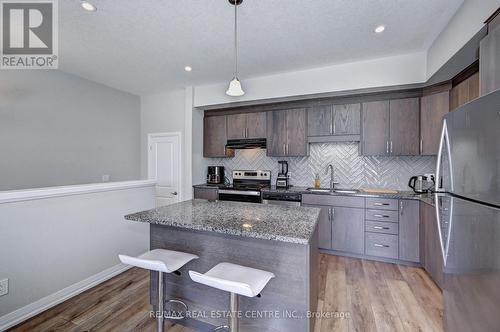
435;120;454;192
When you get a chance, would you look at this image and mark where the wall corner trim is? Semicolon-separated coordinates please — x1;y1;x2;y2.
0;264;131;331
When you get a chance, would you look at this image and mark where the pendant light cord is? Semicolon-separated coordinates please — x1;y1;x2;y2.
234;1;238;79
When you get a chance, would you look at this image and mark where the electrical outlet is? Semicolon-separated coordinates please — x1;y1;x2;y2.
0;279;8;297
102;174;110;182
287;172;292;179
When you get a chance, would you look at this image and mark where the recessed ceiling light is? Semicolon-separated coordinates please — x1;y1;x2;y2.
375;25;385;33
81;1;97;12
184;66;192;72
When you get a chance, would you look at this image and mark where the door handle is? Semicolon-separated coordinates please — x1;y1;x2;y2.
390;141;393;154
373;202;390;206
373;214;389;218
374;243;390;248
420;139;423;154
283;144;286;155
386;141;389;154
373;226;390;230
171;192;178;196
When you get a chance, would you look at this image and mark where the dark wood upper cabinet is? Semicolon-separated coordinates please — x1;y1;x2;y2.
389;98;420;156
450;72;479;110
203;115;234;158
333;104;361;136
266;110;288;157
480;24;500;96
226;113;247;140
308;104;360;142
246;112;267;139
362;98;420;156
227;112;266;140
267;108;308;157
361;101;390;156
308;105;332;136
420;90;449;155
286;108;308;156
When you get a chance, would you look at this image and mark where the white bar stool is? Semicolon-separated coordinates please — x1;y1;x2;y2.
189;262;275;332
119;249;198;332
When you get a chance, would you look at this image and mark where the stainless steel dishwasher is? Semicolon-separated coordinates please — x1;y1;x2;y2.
262;192;302;206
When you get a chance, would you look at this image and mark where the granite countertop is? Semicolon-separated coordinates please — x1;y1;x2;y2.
262;186;436;206
192;184;436;206
125;199;321;245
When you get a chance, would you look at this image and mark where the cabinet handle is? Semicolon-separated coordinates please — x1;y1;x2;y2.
386;141;389;154
328;208;332;221
374;243;390;248
330;123;333;134
333;120;336;134
373;226;390;230
420;139;423;154
390;141;393;154
400;201;404;214
283;144;286;155
373;202;390;206
373;214;390;218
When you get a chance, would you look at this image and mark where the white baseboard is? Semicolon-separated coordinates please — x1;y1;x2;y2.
0;263;131;331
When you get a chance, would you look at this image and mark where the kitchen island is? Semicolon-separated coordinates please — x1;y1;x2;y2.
125;199;320;332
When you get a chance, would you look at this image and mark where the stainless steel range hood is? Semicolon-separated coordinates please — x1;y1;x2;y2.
226;138;266;150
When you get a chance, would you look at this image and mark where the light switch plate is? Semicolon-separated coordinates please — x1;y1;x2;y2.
0;279;8;296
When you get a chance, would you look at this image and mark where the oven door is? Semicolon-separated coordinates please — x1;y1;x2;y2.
218;190;262;203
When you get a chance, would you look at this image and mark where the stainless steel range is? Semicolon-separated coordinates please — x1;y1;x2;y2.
218;170;271;203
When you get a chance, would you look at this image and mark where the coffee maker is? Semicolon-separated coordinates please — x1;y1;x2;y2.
276;161;290;188
207;166;225;185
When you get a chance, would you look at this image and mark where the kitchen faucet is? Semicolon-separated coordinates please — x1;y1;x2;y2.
325;164;339;189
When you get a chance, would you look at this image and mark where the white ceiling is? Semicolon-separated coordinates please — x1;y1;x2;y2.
59;0;464;95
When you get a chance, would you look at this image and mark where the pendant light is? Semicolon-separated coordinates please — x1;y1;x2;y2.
226;0;245;97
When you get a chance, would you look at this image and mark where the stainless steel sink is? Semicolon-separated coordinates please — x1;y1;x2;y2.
306;188;359;194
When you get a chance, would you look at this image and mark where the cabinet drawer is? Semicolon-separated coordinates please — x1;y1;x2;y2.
302;194;365;208
365;233;399;259
365;209;399;223
365;221;399;235
365;198;398;210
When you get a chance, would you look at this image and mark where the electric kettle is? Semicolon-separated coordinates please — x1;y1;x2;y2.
408;175;435;194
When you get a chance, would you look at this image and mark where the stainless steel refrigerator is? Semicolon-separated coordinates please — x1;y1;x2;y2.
435;89;500;332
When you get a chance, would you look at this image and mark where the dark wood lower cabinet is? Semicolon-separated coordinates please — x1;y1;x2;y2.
303;204;332;249
331;206;365;255
399;200;420;263
420;201;443;289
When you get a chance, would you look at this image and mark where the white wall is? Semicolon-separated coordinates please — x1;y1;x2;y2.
0;183;154;325
193;52;427;107
426;0;500;78
0;70;141;191
140;88;195;200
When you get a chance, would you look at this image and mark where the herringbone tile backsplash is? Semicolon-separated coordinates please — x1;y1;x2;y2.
206;143;436;190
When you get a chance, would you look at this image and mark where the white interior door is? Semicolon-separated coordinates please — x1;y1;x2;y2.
148;133;182;207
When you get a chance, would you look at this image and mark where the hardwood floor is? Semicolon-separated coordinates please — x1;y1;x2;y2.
9;254;442;332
